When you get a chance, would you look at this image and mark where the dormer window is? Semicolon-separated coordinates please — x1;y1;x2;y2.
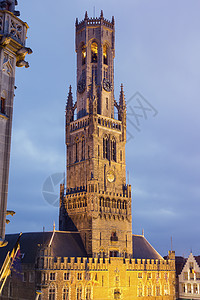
82;45;86;65
91;42;98;63
103;45;108;65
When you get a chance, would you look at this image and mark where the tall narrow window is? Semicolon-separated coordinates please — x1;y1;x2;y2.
76;285;82;300
63;286;69;300
111;138;116;161
0;97;5;114
81;137;85;160
106;98;108;110
49;285;56;300
91;42;98;63
75;141;78;162
82;45;86;65
103;136;109;160
86;286;91;300
103;45;108;65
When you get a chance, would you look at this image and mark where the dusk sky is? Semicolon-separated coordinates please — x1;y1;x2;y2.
6;0;200;257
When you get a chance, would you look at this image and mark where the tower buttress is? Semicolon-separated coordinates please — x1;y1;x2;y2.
0;2;31;245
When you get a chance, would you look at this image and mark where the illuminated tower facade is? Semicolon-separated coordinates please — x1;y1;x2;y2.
60;11;132;258
0;1;31;245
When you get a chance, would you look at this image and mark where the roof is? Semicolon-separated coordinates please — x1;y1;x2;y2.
132;234;163;260
0;231;87;266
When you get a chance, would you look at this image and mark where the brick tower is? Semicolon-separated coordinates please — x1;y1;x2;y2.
0;0;31;246
59;11;132;258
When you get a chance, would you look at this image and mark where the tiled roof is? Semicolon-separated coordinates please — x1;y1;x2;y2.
132;234;163;260
0;231;87;266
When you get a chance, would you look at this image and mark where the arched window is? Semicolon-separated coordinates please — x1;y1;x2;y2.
86;285;91;300
76;285;82;300
81;137;85;160
63;285;69;300
82;44;86;65
75;139;79;162
103;136;109;160
137;284;143;297
49;284;56;300
111;138;116;161
103;45;108;65
91;42;98;63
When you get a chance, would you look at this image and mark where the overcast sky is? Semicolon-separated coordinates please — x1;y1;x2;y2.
5;0;200;257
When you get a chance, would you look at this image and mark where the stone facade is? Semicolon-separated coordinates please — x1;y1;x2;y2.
0;6;31;243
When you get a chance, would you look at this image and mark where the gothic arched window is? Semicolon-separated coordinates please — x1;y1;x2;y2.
103;136;109;160
103;45;108;65
75;139;79;162
91;42;98;63
63;285;69;300
49;285;56;300
82;44;86;65
81;137;85;160
111;138;116;162
76;285;82;300
85;285;91;300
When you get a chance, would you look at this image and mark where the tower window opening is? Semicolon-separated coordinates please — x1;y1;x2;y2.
63;286;69;300
75;141;78;162
111;138;116;161
86;286;91;300
82;45;86;65
103;45;108;65
103;136;109;160
81;138;85;160
106;98;108;110
0;97;5;114
91;42;98;63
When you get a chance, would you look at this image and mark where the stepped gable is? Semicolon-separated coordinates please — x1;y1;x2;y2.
0;231;87;266
132;234;163;260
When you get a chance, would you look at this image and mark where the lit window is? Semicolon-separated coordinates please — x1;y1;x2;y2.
77;273;82;280
137;284;143;297
147;285;152;296
156;285;160;296
64;272;70;281
103;45;108;65
76;285;82;300
49;285;56;300
86;286;91;300
82;45;86;65
50;273;56;281
91;42;98;63
63;286;69;300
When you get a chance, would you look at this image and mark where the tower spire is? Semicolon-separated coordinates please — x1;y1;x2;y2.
119;83;126;108
66;85;73;108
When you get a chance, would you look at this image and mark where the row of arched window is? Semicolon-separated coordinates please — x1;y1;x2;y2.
99;198;127;210
48;284;92;300
81;42;108;65
137;284;169;297
68;198;87;210
103;136;116;161
71;136;117;163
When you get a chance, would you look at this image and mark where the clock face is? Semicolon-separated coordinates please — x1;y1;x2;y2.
103;78;112;92
107;170;115;183
77;78;86;93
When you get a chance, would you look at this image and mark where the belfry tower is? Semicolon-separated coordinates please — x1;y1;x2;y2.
59;11;132;258
0;1;31;245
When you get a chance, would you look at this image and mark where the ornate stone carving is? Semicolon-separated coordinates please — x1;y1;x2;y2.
0;0;20;16
10;18;22;40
